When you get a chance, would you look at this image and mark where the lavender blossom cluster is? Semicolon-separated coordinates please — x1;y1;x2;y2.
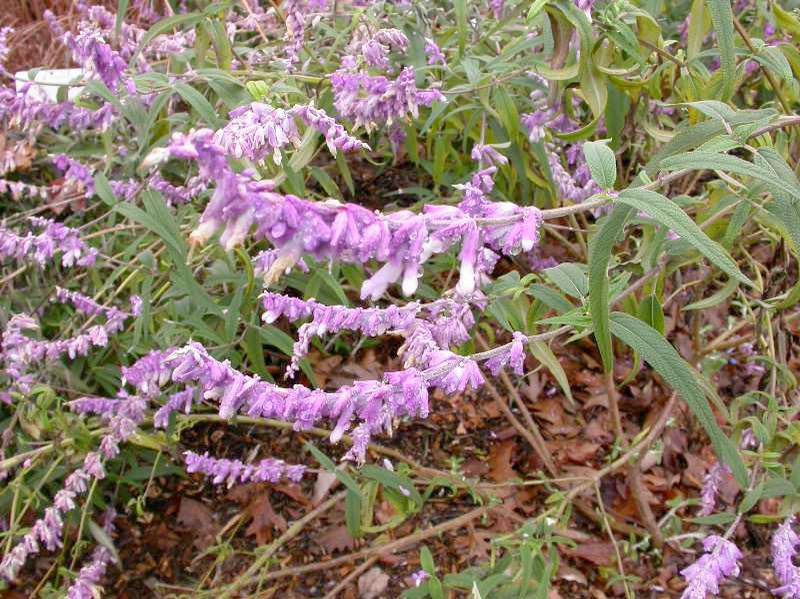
772;517;800;598
262;292;477;376
679;536;742;599
0;216;97;268
331;65;445;133
64;510;116;599
0;289;140;403
164;128;542;301
215;102;369;164
184;450;306;487
1;396;145;580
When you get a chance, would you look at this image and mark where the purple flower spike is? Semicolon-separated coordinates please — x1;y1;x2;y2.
680;535;742;599
0;217;97;269
64;510;116;599
772;517;800;598
698;461;731;516
424;38;446;65
184;450;306;487
471;144;508;167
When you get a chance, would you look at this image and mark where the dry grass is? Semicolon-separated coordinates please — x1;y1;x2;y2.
0;0;145;74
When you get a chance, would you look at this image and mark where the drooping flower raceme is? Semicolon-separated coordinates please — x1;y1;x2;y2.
698;461;731;516
0;26;13;77
424;38;446;65
284;0;307;68
164;129;543;300
64;510;116;599
772;517;800;598
471;144;508;167
121;341;430;463
0;289;139;403
216;103;300;163
331;66;445;132
679;535;742;599
214;102;368;164
0;217;97;268
1;396;145;580
184;450;306;487
348;27;409;70
0;84;115;133
262;293;476;376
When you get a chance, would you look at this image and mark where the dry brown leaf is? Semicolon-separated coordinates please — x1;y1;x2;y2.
317;525;356;554
488;439;517;482
244;494;287;545
532;398;565;426
561;541;615;566
274;483;310;506
176;498;217;548
312;471;339;506
565;442;600;464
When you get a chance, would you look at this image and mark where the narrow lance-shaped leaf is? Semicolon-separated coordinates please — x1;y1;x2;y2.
588;204;633;373
615;188;754;287
706;0;736;99
660;151;800;201
609;312;747;487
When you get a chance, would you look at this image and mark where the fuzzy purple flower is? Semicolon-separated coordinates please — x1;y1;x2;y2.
698;461;731;516
424;39;446;65
0;217;97;268
0;27;13;76
284;0;307;68
772;517;800;598
331;66;445;132
490;0;504;18
184;450;306;486
216;103;300;163
153;388;195;428
679;535;742;599
471;144;508;167
120;341;430;463
166;130;543;300
0;397;142;580
484;332;528;375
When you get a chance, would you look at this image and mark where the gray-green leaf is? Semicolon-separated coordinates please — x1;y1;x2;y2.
608;312;747;487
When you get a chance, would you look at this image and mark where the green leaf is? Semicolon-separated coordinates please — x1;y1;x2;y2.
362;464;423;508
608;312;747;487
706;0;736;99
527;284;575;314
454;0;467;54
637;295;664;334
420;545;436;573
682;100;737;122
529;340;575;408
345;489;363;538
616;188;753;287
93;172;118;206
755;46;793;83
659;151;800;201
174;82;223;128
683;278;739;311
644;109;776;175
738;482;763;514
543;263;588;299
582;141;617;189
588;205;633;372
115;0;130;42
